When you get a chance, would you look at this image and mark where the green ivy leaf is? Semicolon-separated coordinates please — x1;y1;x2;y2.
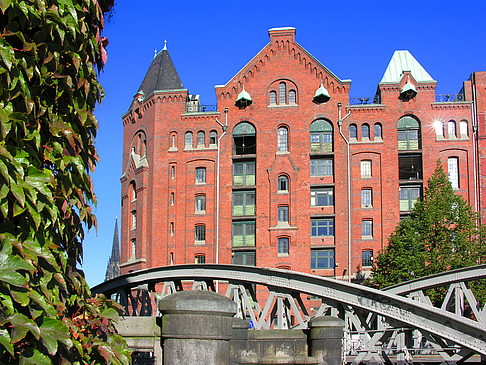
10;313;40;342
39;317;70;355
101;307;119;322
0;329;14;356
19;347;51;365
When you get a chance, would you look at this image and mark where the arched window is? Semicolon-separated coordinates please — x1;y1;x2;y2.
374;123;382;139
130;239;136;259
278;175;289;192
171;133;176;148
362;124;370;139
460;120;468;136
269;91;277;105
197;131;205;147
310;119;333;153
131;131;147;157
397;116;420;150
185;132;193;148
209;130;218;145
233;122;256;155
349;124;357;139
448;120;456;138
279;82;286;104
130;181;137;201
277;126;288;152
289;90;296;104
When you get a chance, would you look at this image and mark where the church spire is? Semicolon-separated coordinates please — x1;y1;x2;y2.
105;218;120;281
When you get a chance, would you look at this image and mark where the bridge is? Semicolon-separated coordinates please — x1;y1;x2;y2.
92;264;486;364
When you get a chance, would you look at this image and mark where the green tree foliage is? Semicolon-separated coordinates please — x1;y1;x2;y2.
0;1;130;363
371;161;486;303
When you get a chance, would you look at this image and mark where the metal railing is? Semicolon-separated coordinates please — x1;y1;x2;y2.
435;93;465;102
349;96;381;105
185;104;218;113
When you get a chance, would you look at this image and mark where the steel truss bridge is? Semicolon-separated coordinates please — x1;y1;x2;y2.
92;264;486;364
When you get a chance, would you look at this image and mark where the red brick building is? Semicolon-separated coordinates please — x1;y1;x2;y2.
118;27;486;281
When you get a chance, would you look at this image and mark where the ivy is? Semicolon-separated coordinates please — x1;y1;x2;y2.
0;0;130;363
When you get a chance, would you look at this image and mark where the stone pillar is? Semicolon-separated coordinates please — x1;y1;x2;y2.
158;290;237;365
309;316;345;365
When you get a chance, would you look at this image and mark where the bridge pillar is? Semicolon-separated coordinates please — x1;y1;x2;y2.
158;290;237;365
309;316;345;365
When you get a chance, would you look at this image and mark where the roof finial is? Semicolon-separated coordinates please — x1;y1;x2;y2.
154;49;157;59
163;39;167;51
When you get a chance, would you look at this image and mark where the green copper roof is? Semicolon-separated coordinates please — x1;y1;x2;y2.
235;86;252;109
313;81;331;104
380;50;434;84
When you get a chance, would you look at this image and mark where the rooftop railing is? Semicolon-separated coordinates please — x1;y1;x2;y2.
185;104;218;113
435;93;465;102
349;96;381;105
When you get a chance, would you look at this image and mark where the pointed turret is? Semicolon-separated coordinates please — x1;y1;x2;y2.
105;218;120;281
380;50;435;84
137;42;183;96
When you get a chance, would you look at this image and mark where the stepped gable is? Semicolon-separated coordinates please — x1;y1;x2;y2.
216;27;351;99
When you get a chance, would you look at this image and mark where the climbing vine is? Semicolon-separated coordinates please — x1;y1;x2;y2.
0;0;130;363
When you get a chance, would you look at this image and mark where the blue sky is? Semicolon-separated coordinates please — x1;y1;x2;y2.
82;0;486;287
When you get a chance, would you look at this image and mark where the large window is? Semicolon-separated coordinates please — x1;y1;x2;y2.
360;160;372;178
278;206;289;223
399;186;420;212
233;122;256;155
310;188;333;207
362;220;373;239
310;120;333;153
277;126;288;152
185;132;193;148
233;161;255;186
232;221;255;247
311;248;334;269
311;218;334;237
362;250;373;267
278;237;289;255
279;82;287;104
448;157;459;189
278;175;289;192
195;167;206;184
195;225;206;244
398;153;422;180
310;159;333;176
397;116;420;150
195;195;206;213
361;188;372;208
232;251;255;266
232;191;255;216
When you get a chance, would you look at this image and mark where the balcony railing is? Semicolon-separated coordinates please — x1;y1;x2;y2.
185;104;218;113
349;96;381;105
435;94;465;102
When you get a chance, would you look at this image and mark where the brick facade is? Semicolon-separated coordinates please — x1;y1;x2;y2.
118;27;485;281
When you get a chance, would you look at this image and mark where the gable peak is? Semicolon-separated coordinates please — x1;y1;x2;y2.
269;27;296;43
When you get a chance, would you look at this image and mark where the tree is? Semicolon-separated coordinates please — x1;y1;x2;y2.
0;1;130;364
371;161;486;301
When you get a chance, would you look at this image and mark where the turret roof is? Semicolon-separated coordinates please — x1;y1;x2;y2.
138;47;183;95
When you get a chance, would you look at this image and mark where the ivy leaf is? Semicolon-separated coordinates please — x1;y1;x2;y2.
0;329;14;356
101;307;119;322
39;317;70;355
19;347;51;365
10;313;40;342
0;238;33;287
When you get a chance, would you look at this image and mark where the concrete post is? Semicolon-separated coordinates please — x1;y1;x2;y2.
309;316;345;365
158;290;237;365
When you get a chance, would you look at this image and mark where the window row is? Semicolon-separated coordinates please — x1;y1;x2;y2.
269;81;297;106
349;123;382;141
434;120;468;138
180;130;218;149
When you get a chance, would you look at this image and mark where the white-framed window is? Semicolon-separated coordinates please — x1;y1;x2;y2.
278;205;289;223
278;237;289;255
279;82;286;104
195;195;206;213
460;120;468;136
269;91;277;105
360;160;372;178
185;132;193;148
362;250;373;267
362;220;373;239
278;175;289;192
195;225;206;244
288;90;296;104
195;167;206;184
131;210;136;230
197;131;205;147
310;159;333;176
448;157;459;189
361;188;372;208
310;188;333;207
277;126;288;152
448;120;456;137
